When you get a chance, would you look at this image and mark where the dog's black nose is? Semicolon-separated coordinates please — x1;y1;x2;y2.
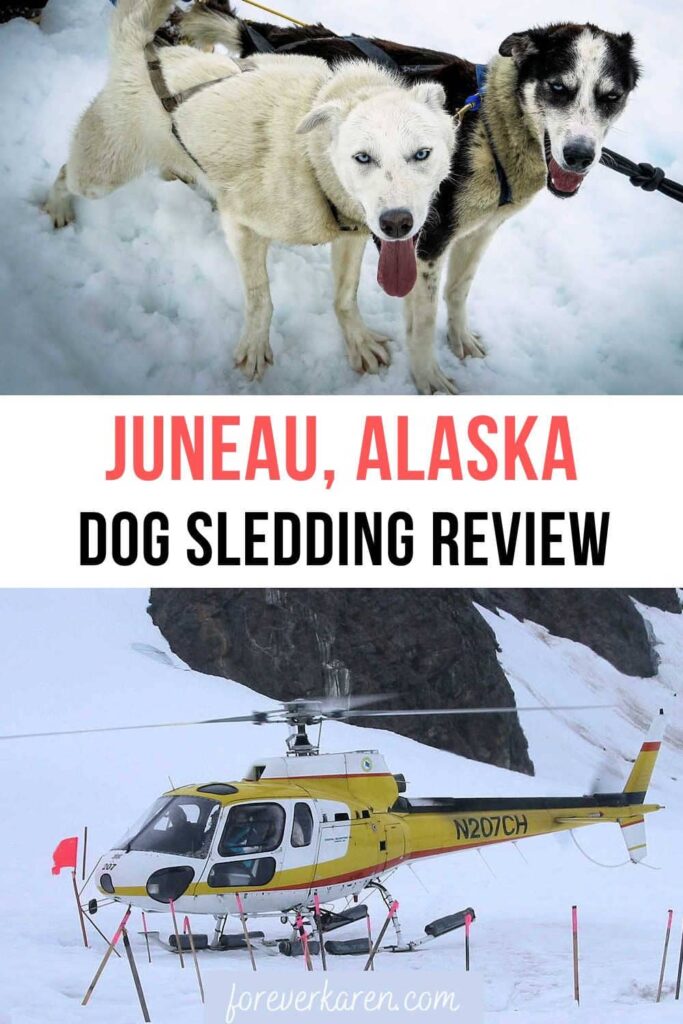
562;139;595;173
379;208;414;239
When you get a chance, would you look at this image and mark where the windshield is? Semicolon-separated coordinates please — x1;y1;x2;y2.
117;796;221;858
115;798;171;850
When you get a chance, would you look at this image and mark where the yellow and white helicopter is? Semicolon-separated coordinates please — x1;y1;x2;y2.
4;698;666;955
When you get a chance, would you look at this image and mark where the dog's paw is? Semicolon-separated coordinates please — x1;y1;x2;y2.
235;335;274;381
345;327;391;375
448;326;486;360
413;363;459;396
43;194;75;230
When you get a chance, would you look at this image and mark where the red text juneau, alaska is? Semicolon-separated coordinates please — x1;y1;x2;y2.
105;415;577;484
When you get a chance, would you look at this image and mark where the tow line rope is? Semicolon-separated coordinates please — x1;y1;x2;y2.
600;147;683;204
240;0;307;26
234;2;683;206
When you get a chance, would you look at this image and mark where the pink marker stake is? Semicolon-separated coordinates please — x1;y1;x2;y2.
572;906;580;1005
141;911;152;964
296;913;313;972
111;909;132;949
657;910;675;1004
82;906;132;1006
465;913;472;973
71;869;89;948
184;916;205;1004
364;901;399;972
367;910;375;971
314;894;327;972
236;894;257;972
169;900;185;968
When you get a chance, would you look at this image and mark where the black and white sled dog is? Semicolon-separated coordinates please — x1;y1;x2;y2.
181;4;641;393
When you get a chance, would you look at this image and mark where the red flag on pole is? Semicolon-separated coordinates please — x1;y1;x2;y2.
52;837;79;875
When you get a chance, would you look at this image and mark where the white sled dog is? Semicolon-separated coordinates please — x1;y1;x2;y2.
45;0;456;384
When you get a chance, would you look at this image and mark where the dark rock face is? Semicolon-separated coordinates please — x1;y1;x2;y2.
148;589;680;777
473;590;681;678
149;589;534;775
627;590;682;614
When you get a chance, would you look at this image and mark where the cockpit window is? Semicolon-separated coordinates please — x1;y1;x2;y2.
120;796;220;859
218;803;285;857
291;803;314;848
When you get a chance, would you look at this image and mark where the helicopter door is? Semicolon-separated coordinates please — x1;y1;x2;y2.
279;801;320;899
196;802;287;895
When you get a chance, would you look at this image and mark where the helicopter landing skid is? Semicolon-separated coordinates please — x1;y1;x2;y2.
385;907;477;953
144;930;265;954
362;881;476;955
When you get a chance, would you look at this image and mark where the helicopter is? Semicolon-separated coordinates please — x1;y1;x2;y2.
3;698;665;955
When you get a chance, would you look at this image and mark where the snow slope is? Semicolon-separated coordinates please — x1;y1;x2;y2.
0;0;682;395
0;590;682;1023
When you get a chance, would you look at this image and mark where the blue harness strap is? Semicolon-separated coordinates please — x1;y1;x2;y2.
466;63;512;207
463;62;488;114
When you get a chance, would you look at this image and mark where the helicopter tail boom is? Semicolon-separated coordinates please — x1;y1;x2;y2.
396;711;665;868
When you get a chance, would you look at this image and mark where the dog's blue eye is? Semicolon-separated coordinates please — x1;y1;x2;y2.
550;83;568;94
354;152;372;165
413;149;432;162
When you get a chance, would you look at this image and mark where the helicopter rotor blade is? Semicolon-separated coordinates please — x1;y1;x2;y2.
0;700;616;742
340;704;617;719
0;712;261;742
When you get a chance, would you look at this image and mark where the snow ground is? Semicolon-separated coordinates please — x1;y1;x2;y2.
0;590;682;1023
0;0;682;395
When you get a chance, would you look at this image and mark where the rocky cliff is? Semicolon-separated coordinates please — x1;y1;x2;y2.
148;589;680;776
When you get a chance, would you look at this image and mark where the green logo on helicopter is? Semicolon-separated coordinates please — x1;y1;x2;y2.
361;756;373;772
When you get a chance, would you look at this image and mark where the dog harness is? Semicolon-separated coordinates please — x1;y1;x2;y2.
145;44;365;235
145;43;259;174
465;64;513;207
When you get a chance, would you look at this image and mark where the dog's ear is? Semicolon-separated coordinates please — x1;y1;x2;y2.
411;81;448;113
499;31;539;62
297;101;344;135
613;32;640;89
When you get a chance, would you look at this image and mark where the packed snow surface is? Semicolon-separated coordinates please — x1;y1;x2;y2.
0;1;682;394
0;590;682;1023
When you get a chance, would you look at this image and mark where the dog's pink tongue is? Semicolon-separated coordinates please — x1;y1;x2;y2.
549;157;584;194
377;239;418;298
